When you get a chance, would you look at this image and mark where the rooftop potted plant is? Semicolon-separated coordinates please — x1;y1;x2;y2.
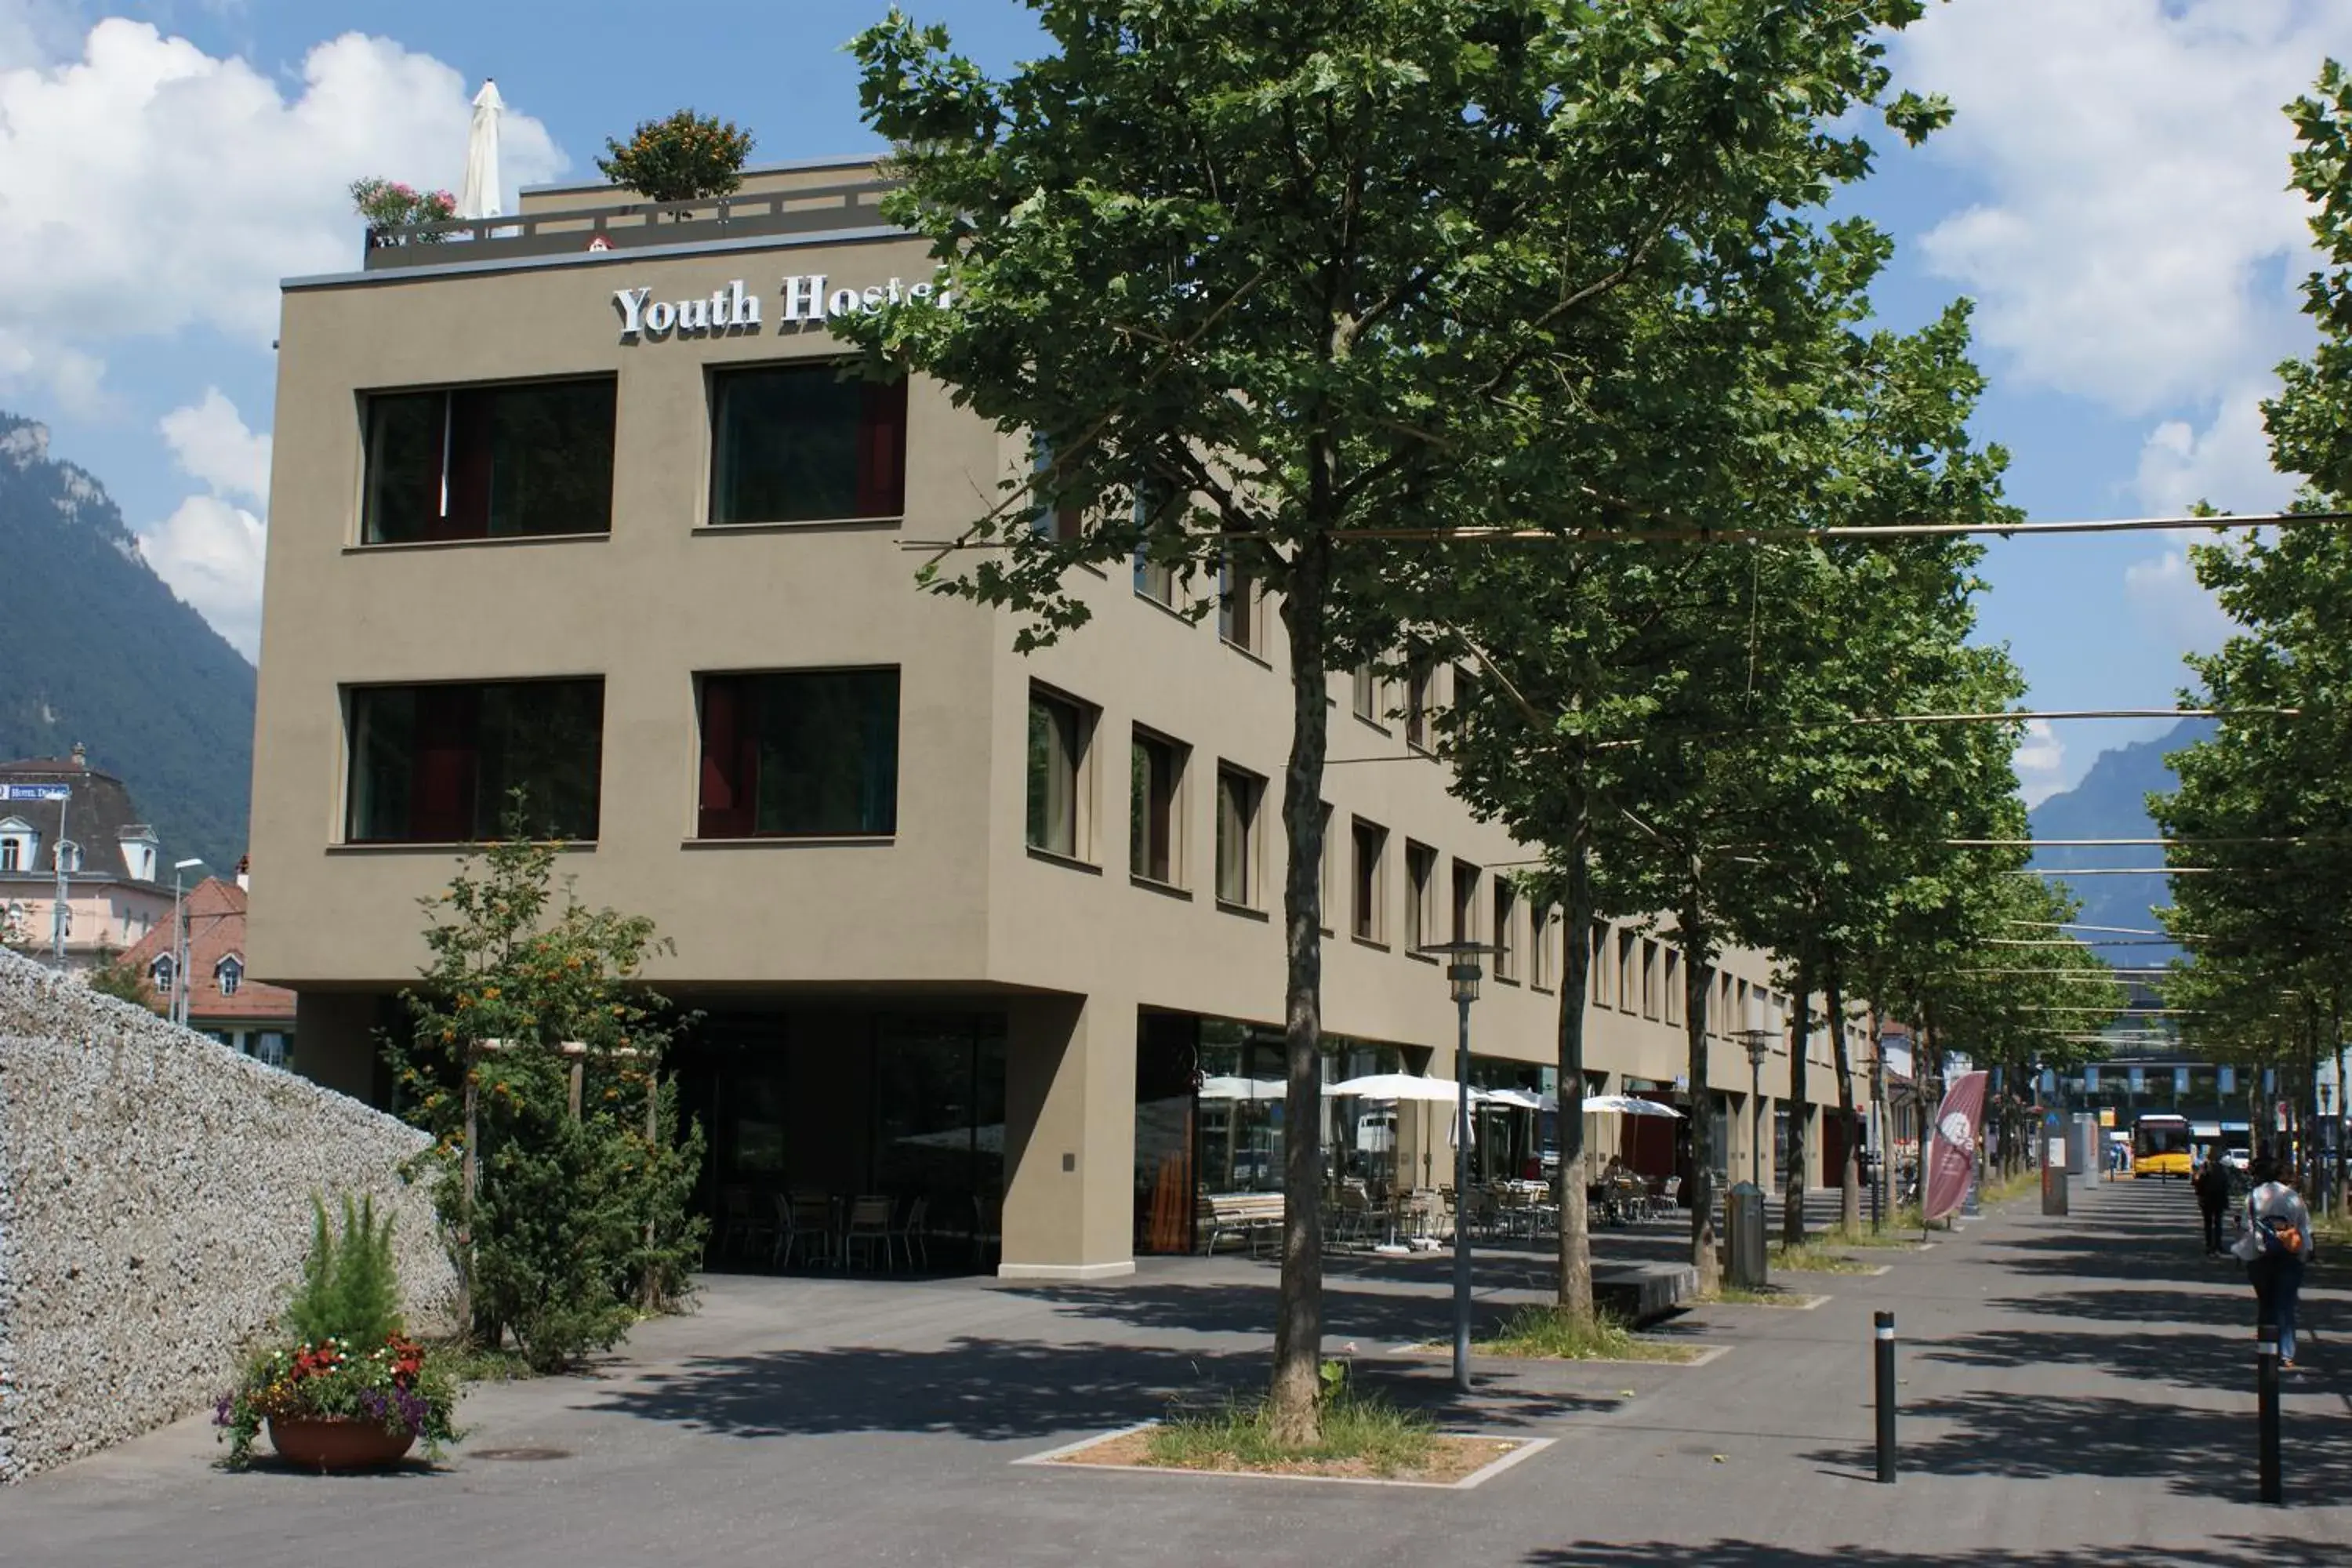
595;109;755;205
351;177;459;245
215;1194;459;1472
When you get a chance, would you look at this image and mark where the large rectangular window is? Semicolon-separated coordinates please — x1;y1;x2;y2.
1130;728;1186;885
1450;860;1479;947
362;378;615;545
347;679;604;843
1219;554;1258;653
697;669;900;838
1530;901;1554;989
1351;818;1388;942
1352;666;1381;725
1216;765;1263;906
1492;880;1517;981
1404;664;1433;752
1404;841;1437;952
1027;688;1092;858
710;362;907;524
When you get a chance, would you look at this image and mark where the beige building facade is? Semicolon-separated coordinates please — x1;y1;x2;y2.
250;160;1866;1279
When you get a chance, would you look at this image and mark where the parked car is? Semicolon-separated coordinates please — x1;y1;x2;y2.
2222;1145;2251;1172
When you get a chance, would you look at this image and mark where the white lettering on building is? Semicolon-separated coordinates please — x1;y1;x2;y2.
616;275;951;342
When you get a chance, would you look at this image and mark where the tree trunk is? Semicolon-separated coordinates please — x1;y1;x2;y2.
1555;815;1595;1323
1269;539;1333;1444
1828;956;1860;1236
1782;955;1810;1249
1869;1000;1889;1232
1681;872;1719;1295
459;1059;478;1342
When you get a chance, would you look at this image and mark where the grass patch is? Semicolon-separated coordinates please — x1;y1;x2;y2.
1700;1283;1821;1307
1478;1305;1700;1362
1976;1169;2039;1206
1147;1390;1439;1478
1769;1240;1877;1275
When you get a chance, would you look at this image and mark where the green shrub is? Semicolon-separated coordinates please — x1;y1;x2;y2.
286;1194;405;1347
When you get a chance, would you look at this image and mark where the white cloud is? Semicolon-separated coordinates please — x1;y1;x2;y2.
1896;1;2348;417
140;492;264;659
160;387;270;505
142;387;270;659
2014;718;2067;807
0;13;566;655
2122;548;2234;657
2133;383;2299;515
0;15;561;419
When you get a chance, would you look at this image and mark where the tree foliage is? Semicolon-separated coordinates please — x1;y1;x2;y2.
845;0;1951;1433
2151;60;2352;1197
596;110;756;204
390;811;706;1370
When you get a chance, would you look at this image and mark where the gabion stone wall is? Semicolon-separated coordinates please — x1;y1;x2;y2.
0;949;455;1483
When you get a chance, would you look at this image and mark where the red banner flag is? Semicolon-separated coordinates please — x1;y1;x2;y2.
1923;1070;1989;1223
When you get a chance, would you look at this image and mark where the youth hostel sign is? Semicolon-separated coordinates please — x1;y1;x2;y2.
612;274;953;342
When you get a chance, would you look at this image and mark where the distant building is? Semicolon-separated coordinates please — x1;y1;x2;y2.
0;746;172;973
118;862;298;1069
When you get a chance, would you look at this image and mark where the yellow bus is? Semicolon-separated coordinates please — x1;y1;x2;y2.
2132;1113;2193;1180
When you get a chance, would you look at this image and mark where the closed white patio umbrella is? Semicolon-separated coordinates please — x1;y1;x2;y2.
458;78;505;220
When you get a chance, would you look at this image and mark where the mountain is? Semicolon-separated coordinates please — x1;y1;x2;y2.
0;415;255;872
2027;717;2214;964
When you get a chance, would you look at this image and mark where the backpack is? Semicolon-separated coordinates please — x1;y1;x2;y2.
2252;1198;2305;1259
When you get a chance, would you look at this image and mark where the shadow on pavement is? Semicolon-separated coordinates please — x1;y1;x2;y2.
1522;1536;2344;1567
585;1335;1613;1443
1800;1388;2352;1506
1002;1279;1529;1343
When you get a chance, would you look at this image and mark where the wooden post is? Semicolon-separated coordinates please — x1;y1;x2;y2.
459;1058;478;1341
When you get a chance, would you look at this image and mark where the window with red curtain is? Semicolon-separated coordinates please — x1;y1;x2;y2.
697;670;901;837
710;364;907;524
347;680;603;843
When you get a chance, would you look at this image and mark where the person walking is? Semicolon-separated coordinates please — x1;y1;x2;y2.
2194;1150;2231;1256
2235;1156;2315;1368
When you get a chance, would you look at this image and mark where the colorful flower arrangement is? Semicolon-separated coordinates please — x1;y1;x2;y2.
350;176;459;242
214;1334;458;1468
214;1193;463;1470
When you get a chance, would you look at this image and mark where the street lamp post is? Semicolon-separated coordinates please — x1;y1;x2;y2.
170;858;205;1028
1421;940;1489;1394
1743;1029;1773;1189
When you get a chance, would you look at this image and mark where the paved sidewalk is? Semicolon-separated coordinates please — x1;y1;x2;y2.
2;1175;2346;1566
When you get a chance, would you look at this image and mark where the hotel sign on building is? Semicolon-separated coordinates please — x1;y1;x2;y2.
612;274;953;340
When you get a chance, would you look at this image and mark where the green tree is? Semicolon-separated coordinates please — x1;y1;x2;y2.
2149;59;2352;1200
85;945;162;1011
596;110;755;204
844;0;1950;1436
390;811;706;1368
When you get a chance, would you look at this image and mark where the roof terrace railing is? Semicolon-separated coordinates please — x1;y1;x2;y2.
360;180;904;270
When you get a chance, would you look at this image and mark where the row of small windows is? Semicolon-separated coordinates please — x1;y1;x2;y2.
358;365;906;546
1025;684;1559;985
331;670;1777;1017
147;953;242;996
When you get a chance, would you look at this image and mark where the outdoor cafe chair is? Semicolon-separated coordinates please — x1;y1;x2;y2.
844;1195;895;1271
888;1195;931;1271
780;1193;835;1270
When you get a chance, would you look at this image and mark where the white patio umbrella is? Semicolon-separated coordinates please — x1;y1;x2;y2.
1582;1094;1683;1118
1323;1073;1464;1102
458;78;505;220
1479;1087;1546;1111
1199;1075;1286;1102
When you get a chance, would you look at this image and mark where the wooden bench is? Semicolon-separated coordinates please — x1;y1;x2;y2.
1198;1192;1285;1257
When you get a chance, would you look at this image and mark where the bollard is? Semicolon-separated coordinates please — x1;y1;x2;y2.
1875;1310;1896;1484
2258;1324;2281;1504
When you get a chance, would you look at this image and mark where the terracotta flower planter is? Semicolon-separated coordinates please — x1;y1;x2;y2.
266;1415;418;1472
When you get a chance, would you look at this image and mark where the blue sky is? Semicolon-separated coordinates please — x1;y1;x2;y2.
2;0;2347;800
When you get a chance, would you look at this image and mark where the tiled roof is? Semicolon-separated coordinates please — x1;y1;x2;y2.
118;877;296;1025
0;753;162;887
